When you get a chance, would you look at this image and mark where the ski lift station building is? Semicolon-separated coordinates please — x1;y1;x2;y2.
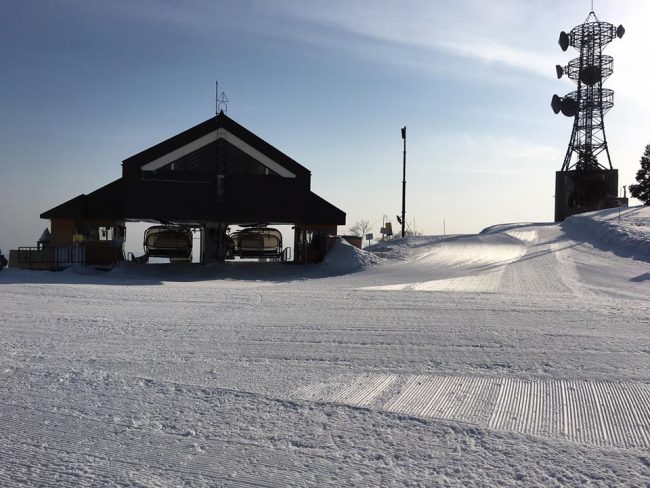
16;112;346;269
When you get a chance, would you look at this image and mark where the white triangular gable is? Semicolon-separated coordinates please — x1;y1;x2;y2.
140;128;296;178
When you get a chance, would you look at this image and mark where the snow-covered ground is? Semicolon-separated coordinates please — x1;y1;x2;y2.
1;206;649;487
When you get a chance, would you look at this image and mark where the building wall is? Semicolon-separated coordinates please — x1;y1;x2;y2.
555;169;619;222
294;224;337;263
51;219;75;246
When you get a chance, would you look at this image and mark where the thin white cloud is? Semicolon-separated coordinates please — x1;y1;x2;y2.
271;0;558;78
73;0;648;88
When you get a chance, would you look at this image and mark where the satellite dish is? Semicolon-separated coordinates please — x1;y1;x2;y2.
616;25;626;38
579;65;602;86
551;95;562;114
558;31;570;51
555;65;564;79
561;97;579;117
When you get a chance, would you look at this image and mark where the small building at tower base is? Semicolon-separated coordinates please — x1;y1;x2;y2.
554;169;623;222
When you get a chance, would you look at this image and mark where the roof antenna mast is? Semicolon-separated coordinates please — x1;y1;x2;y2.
215;81;229;115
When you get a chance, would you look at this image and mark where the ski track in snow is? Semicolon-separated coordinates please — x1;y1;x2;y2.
292;373;650;449
1;207;650;486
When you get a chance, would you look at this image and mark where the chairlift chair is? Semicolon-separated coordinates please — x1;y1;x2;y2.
143;226;193;262
230;227;282;259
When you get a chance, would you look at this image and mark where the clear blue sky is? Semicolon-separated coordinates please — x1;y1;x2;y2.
1;0;648;254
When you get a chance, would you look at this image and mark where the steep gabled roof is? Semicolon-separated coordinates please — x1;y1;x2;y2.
41;113;344;225
122;112;311;180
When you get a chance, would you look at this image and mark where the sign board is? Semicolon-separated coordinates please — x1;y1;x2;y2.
365;233;373;241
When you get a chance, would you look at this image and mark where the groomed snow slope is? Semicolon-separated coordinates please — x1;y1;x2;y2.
1;206;649;486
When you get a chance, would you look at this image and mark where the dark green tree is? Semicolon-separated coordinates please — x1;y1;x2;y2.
629;144;650;205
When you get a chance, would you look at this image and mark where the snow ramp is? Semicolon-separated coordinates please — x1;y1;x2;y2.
362;225;573;295
362;207;650;296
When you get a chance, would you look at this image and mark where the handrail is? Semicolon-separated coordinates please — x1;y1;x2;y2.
281;247;292;262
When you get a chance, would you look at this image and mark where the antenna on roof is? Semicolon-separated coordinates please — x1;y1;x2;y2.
215;81;229;115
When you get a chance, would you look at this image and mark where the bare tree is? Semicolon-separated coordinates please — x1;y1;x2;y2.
348;219;372;238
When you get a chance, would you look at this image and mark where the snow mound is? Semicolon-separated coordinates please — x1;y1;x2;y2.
321;238;381;273
365;235;453;261
480;223;545;244
504;229;539;244
414;235;526;268
364;237;412;261
561;205;650;261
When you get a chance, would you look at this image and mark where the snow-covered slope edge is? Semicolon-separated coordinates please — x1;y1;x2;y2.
561;206;650;262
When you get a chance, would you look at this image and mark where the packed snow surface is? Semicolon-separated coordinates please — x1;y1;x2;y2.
1;206;649;486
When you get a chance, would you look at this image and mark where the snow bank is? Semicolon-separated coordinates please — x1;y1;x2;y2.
365;235;452;261
480;223;545;244
321;237;381;273
365;237;412;261
414;235;526;268
561;205;650;261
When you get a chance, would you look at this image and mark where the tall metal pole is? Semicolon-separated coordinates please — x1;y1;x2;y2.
215;81;221;262
401;126;406;238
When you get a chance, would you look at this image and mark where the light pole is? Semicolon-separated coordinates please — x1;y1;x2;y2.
401;126;406;238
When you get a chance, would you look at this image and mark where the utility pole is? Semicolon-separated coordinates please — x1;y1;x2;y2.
401;126;406;238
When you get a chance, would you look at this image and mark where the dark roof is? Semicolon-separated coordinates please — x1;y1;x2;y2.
40;178;345;225
41;179;124;220
305;191;346;225
122;112;311;180
41;112;345;226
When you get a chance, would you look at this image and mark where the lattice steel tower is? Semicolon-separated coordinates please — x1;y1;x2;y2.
551;9;625;221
